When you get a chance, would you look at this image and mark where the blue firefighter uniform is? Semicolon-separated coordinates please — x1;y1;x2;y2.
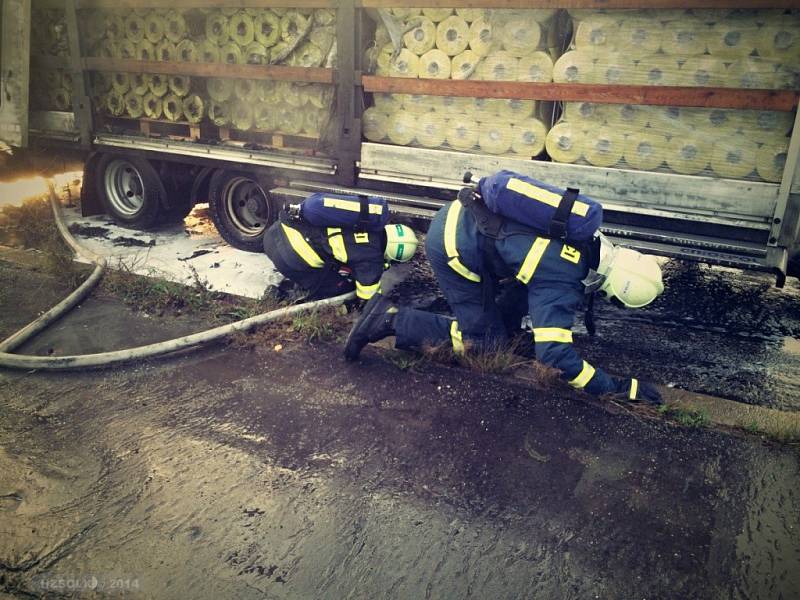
392;200;633;396
264;213;386;301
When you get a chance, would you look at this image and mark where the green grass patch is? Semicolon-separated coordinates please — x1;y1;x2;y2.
658;404;710;428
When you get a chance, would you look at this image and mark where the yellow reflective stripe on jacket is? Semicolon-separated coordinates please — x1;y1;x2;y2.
629;378;639;400
281;223;324;268
450;320;465;356
322;197;384;214
506;178;590;217
569;361;596;389
326;227;348;263
533;327;573;343
356;281;381;300
444;201;481;283
516;238;550;284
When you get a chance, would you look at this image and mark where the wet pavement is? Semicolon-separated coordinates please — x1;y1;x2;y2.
1;260;800;598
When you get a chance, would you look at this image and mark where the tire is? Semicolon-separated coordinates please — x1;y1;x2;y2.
208;170;274;252
95;155;164;229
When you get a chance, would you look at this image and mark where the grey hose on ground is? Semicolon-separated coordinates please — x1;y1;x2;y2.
0;181;354;370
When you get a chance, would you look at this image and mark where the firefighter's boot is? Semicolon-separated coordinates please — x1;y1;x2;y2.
344;293;398;361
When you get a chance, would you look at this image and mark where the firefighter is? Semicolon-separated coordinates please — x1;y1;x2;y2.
344;174;665;404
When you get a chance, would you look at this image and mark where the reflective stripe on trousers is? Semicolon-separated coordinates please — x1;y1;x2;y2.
450;320;465;355
569;360;596;389
444;201;481;283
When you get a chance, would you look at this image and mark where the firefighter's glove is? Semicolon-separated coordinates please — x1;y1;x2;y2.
344;297;366;313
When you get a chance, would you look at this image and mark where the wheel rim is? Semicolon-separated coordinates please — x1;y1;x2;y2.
223;177;270;237
103;159;145;217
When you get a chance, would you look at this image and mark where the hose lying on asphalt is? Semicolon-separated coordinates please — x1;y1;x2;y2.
0;181;354;371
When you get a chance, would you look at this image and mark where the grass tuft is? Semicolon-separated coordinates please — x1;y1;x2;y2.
658;404;710;428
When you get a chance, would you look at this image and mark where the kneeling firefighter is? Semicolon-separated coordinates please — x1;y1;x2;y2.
264;192;419;305
345;170;665;404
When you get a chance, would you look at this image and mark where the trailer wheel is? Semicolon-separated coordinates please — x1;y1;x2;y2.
96;155;164;229
208;170;273;252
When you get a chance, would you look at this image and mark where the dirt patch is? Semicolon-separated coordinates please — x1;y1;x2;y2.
112;235;156;247
67;222;110;239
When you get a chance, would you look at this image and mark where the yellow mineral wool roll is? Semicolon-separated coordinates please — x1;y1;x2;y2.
91;72;112;95
706;20;758;57
666;136;711;175
168;75;191;98
229;12;255;47
387;110;417;146
144;12;165;44
725;57;787;89
553;51;595;83
111;72;131;94
416;112;447;148
468;97;502;118
694;108;742;133
292;42;323;67
209;100;229;127
445;117;479;151
564;102;607;124
710;136;758;178
280;11;308;43
634;54;680;86
206;13;229;45
510;118;547;156
623;130;667;171
423;8;453;23
277;104;305;134
502;18;541;58
468;18;494;56
545;122;585;163
363;107;390;141
156;40;177;62
756;142;789;182
234;79;259;104
662;22;708;55
738;110;794;143
575;16;620;51
376;43;394;74
374;93;403;113
176;39;197;62
231;101;254;131
106;91;125;116
304;83;329;109
254;103;275;130
137;40;155;61
278;81;303;107
304;109;326;136
401;94;434;114
451;50;480;79
590;53;630;84
117;39;137;60
389;48;420;78
314;8;335;27
757;23;800;60
146;74;168;97
419;49;452;79
143;93;162;119
403;17;436;55
162;93;183;122
478;120;513;155
164;11;186;44
476;51;518;81
584;126;624;167
254;11;280;48
456;8;486;22
207;78;233;103
124;13;146;43
105;14;125;40
130;73;149;95
650;106;695;135
96;40;116;59
432;95;468;114
244;41;269;65
497;99;536;120
436;15;470;56
198;40;220;63
183;94;204;124
310;26;335;54
517;52;554;82
220;42;244;65
675;56;725;87
617;18;663;53
390;8;420;20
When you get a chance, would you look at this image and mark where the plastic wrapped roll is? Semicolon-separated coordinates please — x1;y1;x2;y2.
651;106;694;134
144;12;165;44
147;74;168;97
278;81;303;107
112;72;131;94
207;78;233;102
497;99;535;120
738;110;794;143
220;42;244;65
106;91;125;116
280;11;308;43
162;94;183;121
510;118;547;156
198;41;220;63
635;55;680;86
239;41;266;65
756;142;789;182
416;112;447;148
757;23;800;60
314;8;335;26
694;108;741;134
624;131;666;171
710;137;758;179
456;8;486;22
476;51;518;81
590;53;628;84
662;22;708;55
156;40;177;62
176;39;197;62
106;14;125;40
124;14;145;43
375;43;394;75
387;110;416;146
50;88;71;112
310;26;335;54
231;101;254;130
468;18;493;56
255;11;280;47
117;39;137;60
433;95;468;114
422;8;453;23
164;11;187;44
208;100;229;127
205;13;229;45
445;117;479;151
725;58;788;89
363;107;390;141
451;50;479;79
553;51;594;83
436;15;469;56
676;56;725;87
517;52;554;82
469;97;501;118
136;40;155;61
478;121;512;155
123;91;143;118
575;16;619;50
257;80;279;104
584;126;624;167
667;136;711;175
617;18;663;53
165;75;188;98
143;93;162;119
546;122;585;163
276;104;304;134
403;17;436;55
502;18;541;58
389;48;420;78
304;109;325;136
564;102;606;123
96;40;116;59
400;94;433;114
374;93;402;114
706;21;758;57
234;79;259;103
292;42;323;67
229;11;255;46
419;49;451;79
130;73;149;95
182;94;204;124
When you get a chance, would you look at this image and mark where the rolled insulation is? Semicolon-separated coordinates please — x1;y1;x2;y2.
107;91;126;116
590;53;628;84
220;42;244;65
182;94;205;124
112;72;131;94
436;15;470;56
662;22;708;55
517;52;554;82
205;13;229;45
257;80;280;104
124;13;145;43
564;102;606;123
546;122;585;163
209;101;230;127
314;9;335;27
374;93;403;114
623;131;666;171
725;58;787;89
635;55;680;86
304;109;325;136
476;51;518;81
137;40;155;61
502;18;541;58
422;8;453;23
162;94;183;122
363;107;390;141
666;136;711;175
757;23;800;60
676;56;726;87
255;11;281;47
231;101;254;130
376;43;395;75
169;75;191;98
451;50;479;79
706;21;758;57
584;126;624;167
497;99;535;120
280;11;308;43
416;112;447;148
445;117;479;151
575;16;619;51
478;121;513;155
389;48;420;78
291;42;323;67
553;51;595;83
710;137;758;179
419;49;451;79
468;18;493;56
695;108;741;134
275;104;304;134
650;106;694;134
105;14;125;40
387;110;417;146
738;110;794;143
390;8;420;20
310;26;335;54
616;18;663;53
234;79;259;104
143;93;162;119
176;39;197;62
756;142;789;182
303;84;331;109
468;97;501;119
404;17;436;55
199;41;220;63
278;81;304;107
144;12;165;44
456;8;486;22
400;94;433;114
510;118;547;156
147;74;168;97
130;73;149;95
97;40;116;59
117;39;137;59
156;40;177;62
164;11;187;43
433;95;468;114
91;72;112;95
124;90;144;118
229;12;255;46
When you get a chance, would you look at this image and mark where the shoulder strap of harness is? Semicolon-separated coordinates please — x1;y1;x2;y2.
358;196;371;229
549;187;579;240
458;187;504;239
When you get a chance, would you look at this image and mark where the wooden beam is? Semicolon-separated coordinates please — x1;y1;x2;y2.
358;0;799;8
83;57;334;84
362;76;799;111
77;0;333;8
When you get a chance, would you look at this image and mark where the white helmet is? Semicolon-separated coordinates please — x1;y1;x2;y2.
595;234;664;308
384;224;418;262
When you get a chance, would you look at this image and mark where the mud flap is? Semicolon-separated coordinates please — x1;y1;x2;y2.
80;152;104;216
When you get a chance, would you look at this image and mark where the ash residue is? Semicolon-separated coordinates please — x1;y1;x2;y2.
67;223;110;239
112;236;156;247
